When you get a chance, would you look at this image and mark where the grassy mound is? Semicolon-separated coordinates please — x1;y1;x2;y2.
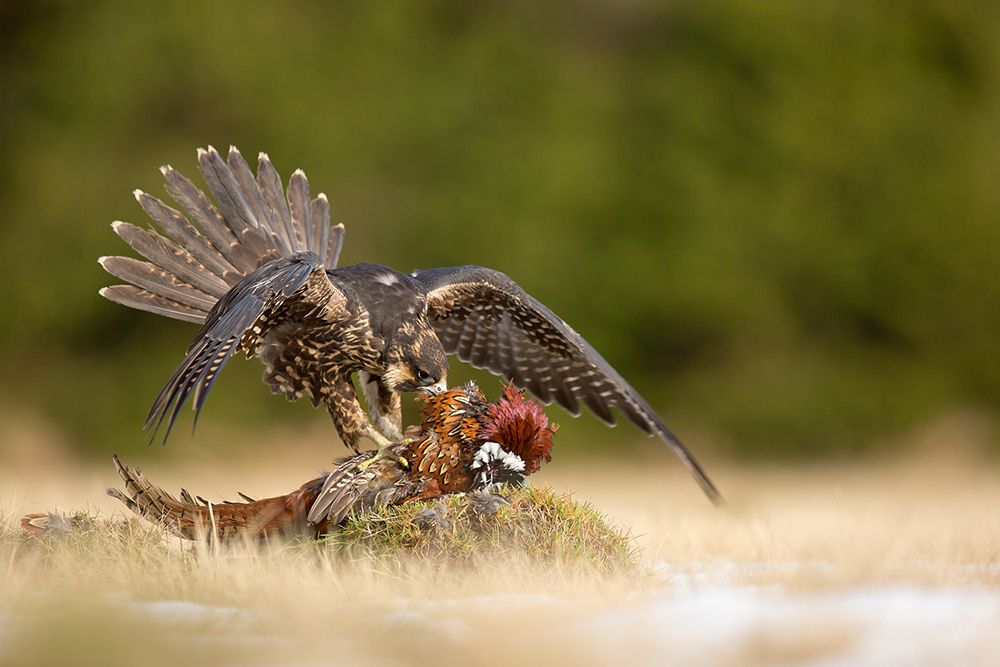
327;484;638;574
6;485;638;578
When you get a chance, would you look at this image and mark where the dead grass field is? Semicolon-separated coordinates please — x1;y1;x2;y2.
1;429;999;666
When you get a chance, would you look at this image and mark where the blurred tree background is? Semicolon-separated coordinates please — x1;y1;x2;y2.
2;0;999;461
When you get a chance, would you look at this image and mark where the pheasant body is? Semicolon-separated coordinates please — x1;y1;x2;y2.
102;383;557;542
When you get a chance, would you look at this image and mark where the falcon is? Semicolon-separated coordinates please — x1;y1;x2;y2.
99;146;722;504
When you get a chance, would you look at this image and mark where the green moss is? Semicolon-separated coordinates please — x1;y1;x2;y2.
324;484;639;574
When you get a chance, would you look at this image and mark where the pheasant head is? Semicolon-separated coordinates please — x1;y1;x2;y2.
481;382;558;475
411;381;558;490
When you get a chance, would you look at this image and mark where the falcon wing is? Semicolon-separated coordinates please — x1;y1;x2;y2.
146;251;346;443
412;265;723;505
99;146;351;443
100;145;345;324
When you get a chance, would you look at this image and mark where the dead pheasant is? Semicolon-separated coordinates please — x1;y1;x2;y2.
101;382;557;542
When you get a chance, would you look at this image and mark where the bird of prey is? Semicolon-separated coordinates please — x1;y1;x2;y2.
106;382;558;541
99;146;722;504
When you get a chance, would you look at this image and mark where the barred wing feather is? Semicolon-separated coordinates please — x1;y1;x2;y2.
413;265;723;505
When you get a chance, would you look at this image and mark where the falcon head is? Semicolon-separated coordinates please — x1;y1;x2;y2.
382;326;448;394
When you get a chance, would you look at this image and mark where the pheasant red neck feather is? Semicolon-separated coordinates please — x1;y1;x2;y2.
481;382;558;475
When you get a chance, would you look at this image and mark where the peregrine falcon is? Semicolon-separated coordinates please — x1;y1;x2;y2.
99;146;722;504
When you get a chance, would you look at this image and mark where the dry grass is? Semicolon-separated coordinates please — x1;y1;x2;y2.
1;438;999;666
1;483;643;667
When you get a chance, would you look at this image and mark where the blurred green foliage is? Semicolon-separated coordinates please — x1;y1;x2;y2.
2;1;999;459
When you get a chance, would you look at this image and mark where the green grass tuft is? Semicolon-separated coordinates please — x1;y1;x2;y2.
326;484;638;574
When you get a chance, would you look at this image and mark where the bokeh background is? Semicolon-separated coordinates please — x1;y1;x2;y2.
3;0;1000;466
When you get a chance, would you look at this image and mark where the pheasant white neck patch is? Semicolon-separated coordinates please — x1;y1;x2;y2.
470;441;526;488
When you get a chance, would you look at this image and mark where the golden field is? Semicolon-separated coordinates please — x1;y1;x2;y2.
1;421;999;667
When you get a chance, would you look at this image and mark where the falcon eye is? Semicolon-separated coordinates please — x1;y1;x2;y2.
416;369;432;382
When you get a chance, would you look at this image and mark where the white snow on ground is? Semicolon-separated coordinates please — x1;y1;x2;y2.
5;564;999;666
375;562;1000;667
567;585;1000;667
380;584;1000;667
111;574;1000;667
123;598;258;628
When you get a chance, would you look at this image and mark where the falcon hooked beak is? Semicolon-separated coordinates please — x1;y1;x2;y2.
421;380;448;396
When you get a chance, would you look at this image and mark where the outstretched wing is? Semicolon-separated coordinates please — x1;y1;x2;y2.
100;146;351;442
412;266;723;505
146;251;346;442
100;145;345;324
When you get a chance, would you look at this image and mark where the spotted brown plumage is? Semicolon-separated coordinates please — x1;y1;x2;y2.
103;383;557;542
99;146;722;504
306;382;552;526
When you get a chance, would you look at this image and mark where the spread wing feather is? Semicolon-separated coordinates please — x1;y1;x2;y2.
98;146;353;443
99;285;206;323
145;252;345;443
413;265;722;505
98;256;218;311
100;146;346;323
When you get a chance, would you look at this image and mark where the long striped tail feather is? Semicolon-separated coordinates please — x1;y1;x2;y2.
106;454;323;542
